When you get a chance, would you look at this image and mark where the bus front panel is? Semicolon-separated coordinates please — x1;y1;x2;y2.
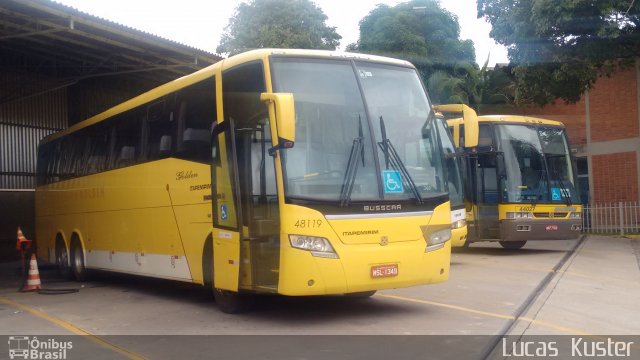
498;203;582;241
276;203;451;296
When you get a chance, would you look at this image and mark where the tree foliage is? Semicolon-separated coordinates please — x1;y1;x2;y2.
479;0;640;105
351;0;475;64
216;0;341;56
349;0;512;110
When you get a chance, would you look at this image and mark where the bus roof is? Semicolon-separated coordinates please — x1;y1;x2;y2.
41;49;413;144
477;114;565;127
446;114;565;127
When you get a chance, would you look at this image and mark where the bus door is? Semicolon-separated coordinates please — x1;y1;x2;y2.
213;61;281;292
234;121;280;291
470;125;500;240
211;118;242;292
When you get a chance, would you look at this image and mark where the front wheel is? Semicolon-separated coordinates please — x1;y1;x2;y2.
213;288;252;314
499;241;527;250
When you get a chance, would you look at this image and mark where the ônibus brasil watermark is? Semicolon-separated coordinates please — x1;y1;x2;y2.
8;336;72;360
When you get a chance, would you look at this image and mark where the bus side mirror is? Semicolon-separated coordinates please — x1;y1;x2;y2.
461;105;479;148
433;104;479;148
260;92;296;157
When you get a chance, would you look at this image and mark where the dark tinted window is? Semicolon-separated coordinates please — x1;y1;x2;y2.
36;77;216;185
176;78;216;163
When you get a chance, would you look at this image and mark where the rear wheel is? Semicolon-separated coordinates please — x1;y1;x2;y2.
70;238;87;281
55;236;71;279
499;241;527;250
346;290;377;299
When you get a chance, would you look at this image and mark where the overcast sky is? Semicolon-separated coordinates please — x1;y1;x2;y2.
54;0;509;66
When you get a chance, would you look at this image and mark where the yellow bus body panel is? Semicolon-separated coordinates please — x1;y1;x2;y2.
36;158;213;283
450;225;468;247
498;203;583;220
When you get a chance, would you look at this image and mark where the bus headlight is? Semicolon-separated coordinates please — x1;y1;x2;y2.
289;235;338;259
506;212;533;219
451;219;466;229
570;212;581;219
421;226;451;252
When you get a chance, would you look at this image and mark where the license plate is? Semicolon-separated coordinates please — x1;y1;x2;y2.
546;225;558;231
371;264;398;278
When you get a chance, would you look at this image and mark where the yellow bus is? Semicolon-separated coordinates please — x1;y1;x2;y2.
35;49;477;312
433;105;477;247
447;114;582;249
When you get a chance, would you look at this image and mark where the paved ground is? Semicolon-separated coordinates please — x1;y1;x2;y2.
0;235;638;359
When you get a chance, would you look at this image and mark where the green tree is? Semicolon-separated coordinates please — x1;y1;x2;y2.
217;0;341;56
479;0;640;106
349;0;512;110
351;0;475;64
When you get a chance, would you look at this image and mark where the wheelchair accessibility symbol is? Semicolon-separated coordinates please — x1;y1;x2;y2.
220;204;228;221
551;188;562;201
383;170;404;194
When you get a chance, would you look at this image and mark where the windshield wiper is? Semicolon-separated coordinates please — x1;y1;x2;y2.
378;116;423;205
530;168;545;208
339;116;364;207
546;155;572;206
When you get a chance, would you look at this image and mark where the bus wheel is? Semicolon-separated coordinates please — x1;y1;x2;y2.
213;288;251;314
499;241;527;250
346;290;377;298
70;238;87;281
55;236;71;279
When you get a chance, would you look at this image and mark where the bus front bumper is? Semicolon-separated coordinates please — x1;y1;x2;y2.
499;219;582;242
450;225;468;247
276;241;450;296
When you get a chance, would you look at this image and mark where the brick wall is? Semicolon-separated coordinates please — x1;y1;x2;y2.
589;67;639;142
591;152;638;203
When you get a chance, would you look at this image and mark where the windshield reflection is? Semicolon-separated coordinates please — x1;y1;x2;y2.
497;124;579;204
270;57;446;203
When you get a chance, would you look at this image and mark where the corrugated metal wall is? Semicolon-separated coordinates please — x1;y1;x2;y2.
0;71;67;260
0;72;66;190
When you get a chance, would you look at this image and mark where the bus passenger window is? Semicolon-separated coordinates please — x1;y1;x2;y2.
109;109;143;169
145;98;176;161
176;78;216;163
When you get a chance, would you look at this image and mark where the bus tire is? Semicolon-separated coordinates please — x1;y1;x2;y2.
213;288;251;314
499;241;527;250
70;237;87;281
202;236;213;292
203;236;252;314
346;290;377;298
55;235;71;279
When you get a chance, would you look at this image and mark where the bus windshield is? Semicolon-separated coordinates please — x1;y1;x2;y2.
271;57;444;203
497;124;579;204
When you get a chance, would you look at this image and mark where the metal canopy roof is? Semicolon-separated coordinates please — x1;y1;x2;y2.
0;0;223;84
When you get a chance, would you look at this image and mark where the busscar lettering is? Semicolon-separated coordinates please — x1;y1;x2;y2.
342;230;379;236
176;170;198;181
363;204;402;212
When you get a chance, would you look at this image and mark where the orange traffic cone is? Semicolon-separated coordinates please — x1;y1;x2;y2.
21;254;42;292
16;227;32;250
16;227;33;276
